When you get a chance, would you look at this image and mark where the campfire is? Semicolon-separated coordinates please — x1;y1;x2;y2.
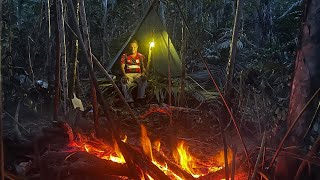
35;121;230;180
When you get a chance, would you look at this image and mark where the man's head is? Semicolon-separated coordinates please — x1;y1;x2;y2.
129;40;138;54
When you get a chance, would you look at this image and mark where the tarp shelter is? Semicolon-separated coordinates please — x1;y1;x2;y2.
107;1;182;77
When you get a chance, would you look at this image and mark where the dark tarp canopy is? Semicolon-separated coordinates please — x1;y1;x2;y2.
107;1;182;77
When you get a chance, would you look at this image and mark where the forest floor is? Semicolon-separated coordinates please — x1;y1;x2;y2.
3;90;258;179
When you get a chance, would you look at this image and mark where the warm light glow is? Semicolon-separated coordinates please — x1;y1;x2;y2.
122;135;127;143
150;41;155;48
212;149;232;167
175;141;202;178
141;125;154;161
146;174;155;180
153;140;161;152
112;140;126;164
67;131;225;179
67;133;126;164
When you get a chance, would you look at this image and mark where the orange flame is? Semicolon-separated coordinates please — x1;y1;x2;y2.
174;141;201;177
68;130;225;179
141;125;154;161
153;140;161;152
68;133;126;164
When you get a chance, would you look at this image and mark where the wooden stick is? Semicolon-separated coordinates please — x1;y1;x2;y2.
251;132;266;180
220;124;229;180
4;111;30;134
303;100;320;139
152;149;195;180
79;0;99;132
14;100;23;138
231;145;237;180
294;135;320;180
121;142;171;180
40;151;132;178
268;87;320;169
260;144;266;180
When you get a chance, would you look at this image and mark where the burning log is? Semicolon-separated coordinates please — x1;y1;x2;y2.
152;149;195;180
40;151;132;179
120;141;171;180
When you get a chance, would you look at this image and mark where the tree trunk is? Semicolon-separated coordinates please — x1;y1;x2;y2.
275;0;320;179
253;0;262;46
68;0;80;99
102;0;108;66
54;0;61;121
17;0;22;29
79;0;99;131
159;0;166;25
56;0;68;114
45;0;54;85
0;0;4;178
224;0;243;95
179;1;187;107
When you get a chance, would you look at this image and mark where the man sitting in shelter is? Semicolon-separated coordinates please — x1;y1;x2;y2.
120;40;147;103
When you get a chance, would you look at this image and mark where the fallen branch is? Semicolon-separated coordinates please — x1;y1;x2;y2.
121;142;171;180
40;151;132;179
294;135;320;180
140;103;200;119
231;145;237;180
152;149;195;180
4;110;30;135
251;132;266;180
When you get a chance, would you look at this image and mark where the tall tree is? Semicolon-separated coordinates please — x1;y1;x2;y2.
179;1;187;107
102;0;108;66
79;0;99;131
0;0;4;179
56;0;68;114
54;0;61;121
274;0;320;179
224;0;244;95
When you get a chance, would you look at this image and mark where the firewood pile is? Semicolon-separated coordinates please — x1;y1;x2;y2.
3;118;251;180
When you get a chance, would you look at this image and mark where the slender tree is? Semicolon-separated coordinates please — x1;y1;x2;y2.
102;0;108;66
54;0;61;121
69;0;80;98
224;0;244;95
274;0;320;179
56;0;68;114
179;1;187;107
0;0;4;179
79;0;99;131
